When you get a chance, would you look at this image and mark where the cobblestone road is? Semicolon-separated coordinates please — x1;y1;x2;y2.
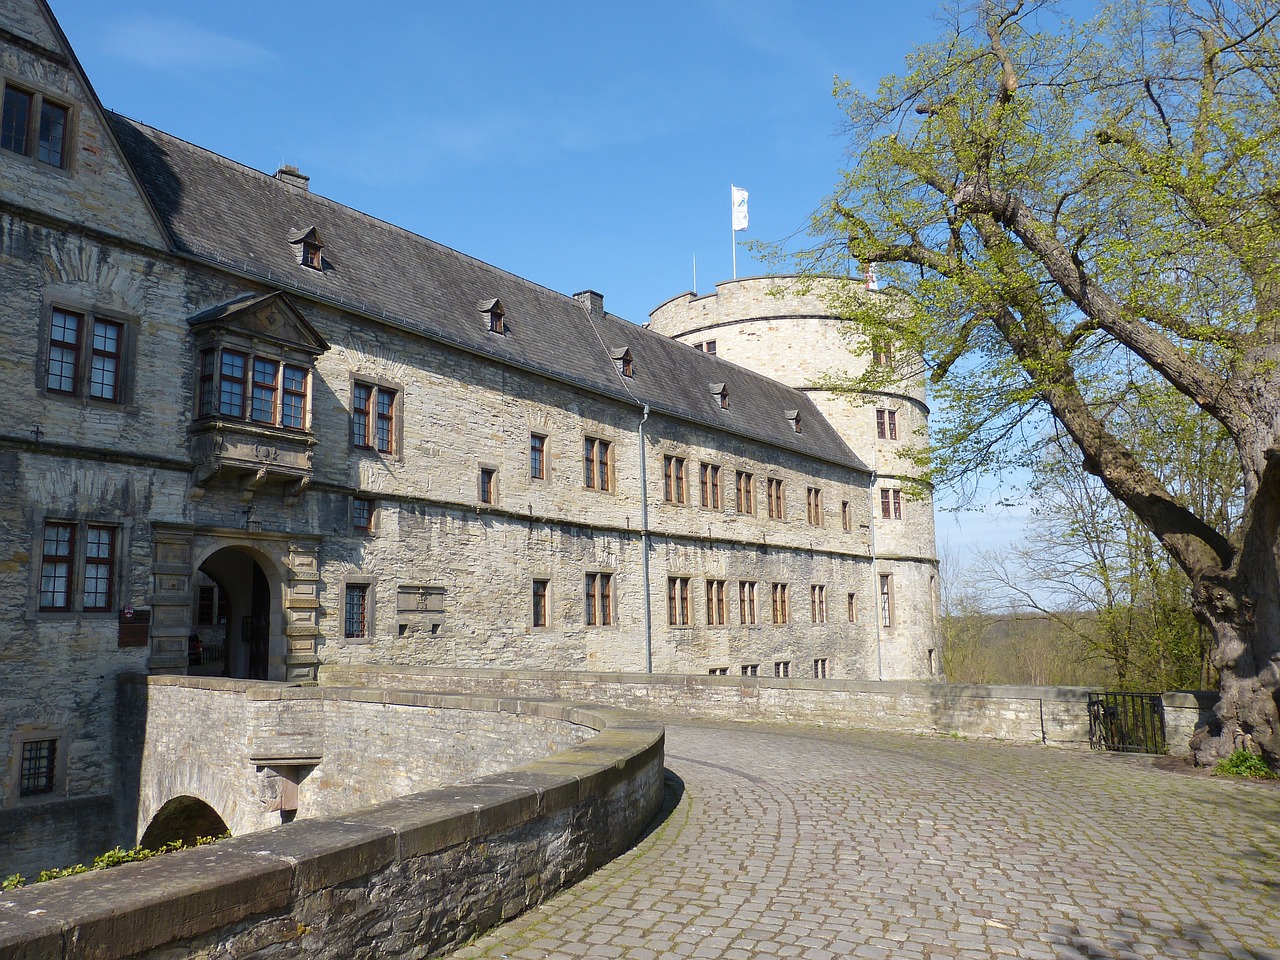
453;721;1280;960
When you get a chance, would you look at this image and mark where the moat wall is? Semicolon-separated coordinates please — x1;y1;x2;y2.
0;678;666;960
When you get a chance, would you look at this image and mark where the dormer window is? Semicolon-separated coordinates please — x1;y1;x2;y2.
785;409;802;434
287;226;325;271
710;382;729;410
611;348;634;378
479;298;506;334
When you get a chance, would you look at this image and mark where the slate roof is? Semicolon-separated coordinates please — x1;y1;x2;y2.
107;114;864;471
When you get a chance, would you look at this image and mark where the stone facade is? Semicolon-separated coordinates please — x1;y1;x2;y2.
0;0;937;873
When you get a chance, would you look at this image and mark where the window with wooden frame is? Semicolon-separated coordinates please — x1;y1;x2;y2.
530;433;547;480
708;666;729;675
880;574;894;628
736;470;755;514
583;437;612;492
663;455;687;505
876;408;900;440
38;520;117;613
352;381;397;454
584;571;614;626
352;497;376;533
848;591;857;622
842;500;852;532
45;307;130;404
741;663;759;677
699;463;722;509
774;661;791;678
532;579;549;628
767;477;785;520
479;298;506;334
301;240;323;270
813;657;829;679
2;81;71;168
667;576;691;627
705;578;727;626
771;582;789;624
806;487;823;526
197;346;310;430
479;466;497;505
880;488;903;520
811;584;827;623
872;340;894;366
739;580;758;625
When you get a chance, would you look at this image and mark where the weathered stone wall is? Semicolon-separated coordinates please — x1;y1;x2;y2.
0;20;166;247
648;276;939;673
0;693;664;960
117;677;595;848
325;664;1100;747
1;1;934;875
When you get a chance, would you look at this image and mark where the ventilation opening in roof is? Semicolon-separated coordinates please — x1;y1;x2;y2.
611;348;633;378
479;298;506;334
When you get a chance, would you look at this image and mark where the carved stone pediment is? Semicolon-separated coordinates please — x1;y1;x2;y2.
188;292;329;356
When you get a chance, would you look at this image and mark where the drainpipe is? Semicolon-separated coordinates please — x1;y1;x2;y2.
637;404;653;673
870;457;883;682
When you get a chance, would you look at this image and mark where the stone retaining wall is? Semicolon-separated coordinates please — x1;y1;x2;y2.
320;666;1216;755
0;686;665;960
116;676;598;843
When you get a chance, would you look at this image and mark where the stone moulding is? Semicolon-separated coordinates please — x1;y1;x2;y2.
0;678;665;960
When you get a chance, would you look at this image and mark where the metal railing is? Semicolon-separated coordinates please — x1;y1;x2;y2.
1088;692;1167;755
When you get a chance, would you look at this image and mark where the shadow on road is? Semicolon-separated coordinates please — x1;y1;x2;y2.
1048;909;1280;959
629;770;685;849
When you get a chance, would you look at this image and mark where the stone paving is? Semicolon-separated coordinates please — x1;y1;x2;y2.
453;720;1280;960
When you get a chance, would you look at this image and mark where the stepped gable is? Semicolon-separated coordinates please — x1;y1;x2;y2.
107;114;863;470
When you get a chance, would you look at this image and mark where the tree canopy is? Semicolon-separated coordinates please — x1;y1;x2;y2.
804;0;1280;761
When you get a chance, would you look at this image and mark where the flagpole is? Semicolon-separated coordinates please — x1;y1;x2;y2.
730;184;748;280
731;182;736;279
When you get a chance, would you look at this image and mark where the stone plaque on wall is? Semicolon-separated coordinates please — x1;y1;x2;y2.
398;584;445;614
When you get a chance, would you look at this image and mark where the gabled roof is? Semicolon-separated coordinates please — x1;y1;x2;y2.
107;114;864;471
188;292;330;355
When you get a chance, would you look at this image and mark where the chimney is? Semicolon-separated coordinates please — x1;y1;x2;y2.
574;290;605;322
275;165;310;191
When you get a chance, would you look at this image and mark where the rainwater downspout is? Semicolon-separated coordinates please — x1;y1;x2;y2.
870;458;883;682
637;404;653;673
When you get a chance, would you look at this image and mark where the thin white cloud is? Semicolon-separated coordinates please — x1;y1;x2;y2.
101;16;270;71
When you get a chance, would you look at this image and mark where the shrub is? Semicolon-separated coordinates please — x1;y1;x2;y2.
3;834;226;889
1212;749;1277;779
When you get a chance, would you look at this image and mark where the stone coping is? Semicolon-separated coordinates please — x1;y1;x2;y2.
320;664;1100;700
0;678;665;960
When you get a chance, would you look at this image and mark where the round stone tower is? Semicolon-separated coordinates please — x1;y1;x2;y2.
649;276;939;680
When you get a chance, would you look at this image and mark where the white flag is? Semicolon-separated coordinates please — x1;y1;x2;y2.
731;185;749;232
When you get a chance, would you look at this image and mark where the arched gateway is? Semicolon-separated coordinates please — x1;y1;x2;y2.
148;525;322;681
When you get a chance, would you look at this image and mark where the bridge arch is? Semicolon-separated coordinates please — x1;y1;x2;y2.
140;795;231;850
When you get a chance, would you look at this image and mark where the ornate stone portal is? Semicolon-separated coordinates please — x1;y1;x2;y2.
149;524;322;681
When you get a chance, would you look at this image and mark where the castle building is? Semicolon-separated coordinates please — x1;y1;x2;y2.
0;0;937;872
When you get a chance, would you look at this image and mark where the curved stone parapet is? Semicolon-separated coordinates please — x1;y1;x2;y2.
0;676;665;960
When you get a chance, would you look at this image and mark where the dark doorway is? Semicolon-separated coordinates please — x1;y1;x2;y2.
140;795;230;850
197;547;276;680
248;562;270;680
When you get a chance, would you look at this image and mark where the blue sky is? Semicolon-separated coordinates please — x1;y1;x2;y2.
49;0;1027;566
